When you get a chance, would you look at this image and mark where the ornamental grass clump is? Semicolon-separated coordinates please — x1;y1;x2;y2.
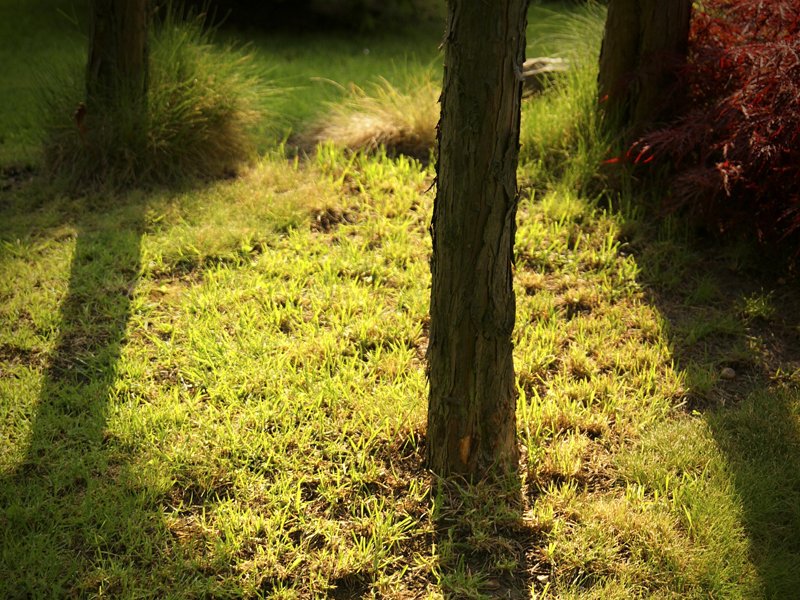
42;7;272;190
299;73;439;162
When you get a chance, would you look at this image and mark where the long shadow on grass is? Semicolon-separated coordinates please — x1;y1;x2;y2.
637;237;800;597
706;386;800;597
0;200;145;596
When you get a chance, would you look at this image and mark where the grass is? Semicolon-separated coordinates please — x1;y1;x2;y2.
520;2;611;194
221;23;446;149
2;1;800;598
298;73;439;161
291;3;608;163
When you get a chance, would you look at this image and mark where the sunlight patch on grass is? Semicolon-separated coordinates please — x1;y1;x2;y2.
520;2;610;195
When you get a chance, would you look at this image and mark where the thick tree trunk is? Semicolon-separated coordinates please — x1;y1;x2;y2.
427;0;527;479
87;0;149;109
598;0;691;135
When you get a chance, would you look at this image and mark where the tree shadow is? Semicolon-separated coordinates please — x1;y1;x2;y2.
636;235;800;597
432;475;538;599
0;198;146;596
706;386;800;597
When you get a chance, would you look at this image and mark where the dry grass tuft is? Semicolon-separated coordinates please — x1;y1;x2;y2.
299;75;439;161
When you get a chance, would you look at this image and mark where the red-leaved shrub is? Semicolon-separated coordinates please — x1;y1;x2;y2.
630;0;800;250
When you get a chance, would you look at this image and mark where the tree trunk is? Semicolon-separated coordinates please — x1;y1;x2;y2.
87;0;149;109
427;0;527;479
598;0;692;135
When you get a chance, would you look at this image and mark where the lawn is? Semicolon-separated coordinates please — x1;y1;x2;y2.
2;1;800;598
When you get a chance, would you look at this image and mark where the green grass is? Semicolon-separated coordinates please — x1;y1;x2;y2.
234;25;444;144
3;1;800;598
520;2;611;194
1;149;435;598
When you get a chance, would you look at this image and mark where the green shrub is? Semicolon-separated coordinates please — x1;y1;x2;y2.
42;7;274;190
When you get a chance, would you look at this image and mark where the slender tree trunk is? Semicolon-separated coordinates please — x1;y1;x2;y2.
87;0;149;109
598;0;692;135
427;0;527;479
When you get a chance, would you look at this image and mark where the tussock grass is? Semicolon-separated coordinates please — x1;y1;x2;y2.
296;2;608;166
298;73;439;161
42;7;273;190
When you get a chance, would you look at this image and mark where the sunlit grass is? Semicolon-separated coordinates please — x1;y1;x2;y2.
520;2;611;194
0;149;436;598
2;1;800;598
5;138;799;597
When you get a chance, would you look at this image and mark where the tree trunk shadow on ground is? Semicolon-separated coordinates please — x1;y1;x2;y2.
432;475;538;599
0;202;146;596
705;387;800;598
635;234;800;597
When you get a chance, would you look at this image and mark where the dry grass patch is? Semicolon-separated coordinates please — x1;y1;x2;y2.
299;75;439;161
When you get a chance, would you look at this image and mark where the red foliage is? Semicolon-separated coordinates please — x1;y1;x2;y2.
630;0;800;248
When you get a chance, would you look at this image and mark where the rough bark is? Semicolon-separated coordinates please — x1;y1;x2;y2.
87;0;149;109
427;0;527;479
598;0;692;135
